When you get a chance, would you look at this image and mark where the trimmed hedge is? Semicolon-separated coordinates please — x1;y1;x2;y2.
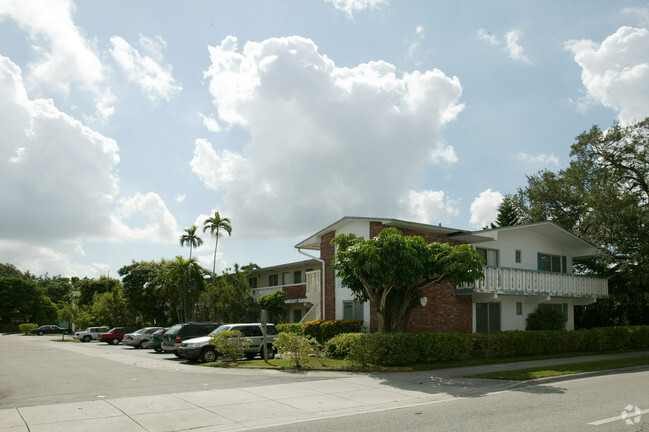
329;326;649;367
303;319;363;343
276;323;303;334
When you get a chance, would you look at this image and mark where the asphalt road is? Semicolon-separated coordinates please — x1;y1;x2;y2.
0;333;343;409
254;369;649;432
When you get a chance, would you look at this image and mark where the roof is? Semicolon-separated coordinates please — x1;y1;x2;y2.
294;216;467;250
451;221;598;258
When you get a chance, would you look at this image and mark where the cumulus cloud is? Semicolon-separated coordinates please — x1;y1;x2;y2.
109;35;182;101
195;35;464;237
477;28;532;64
470;189;503;228
0;56;178;275
516;152;560;166
564;26;649;124
399;190;459;225
199;113;222;133
325;0;388;20
0;0;114;121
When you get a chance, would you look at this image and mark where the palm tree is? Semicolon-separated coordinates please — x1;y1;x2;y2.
179;225;203;260
202;212;232;287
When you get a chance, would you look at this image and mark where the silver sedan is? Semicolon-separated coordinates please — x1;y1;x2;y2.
122;327;162;348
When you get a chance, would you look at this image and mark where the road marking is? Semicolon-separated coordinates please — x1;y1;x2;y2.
589;407;648;425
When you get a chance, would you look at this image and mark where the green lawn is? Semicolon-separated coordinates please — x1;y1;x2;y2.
467;356;649;380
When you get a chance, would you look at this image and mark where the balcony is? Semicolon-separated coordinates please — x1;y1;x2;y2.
251;283;306;302
458;266;608;298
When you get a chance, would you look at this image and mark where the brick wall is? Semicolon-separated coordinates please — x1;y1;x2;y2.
320;230;336;321
282;284;306;300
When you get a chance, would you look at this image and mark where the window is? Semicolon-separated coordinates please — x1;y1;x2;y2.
476;248;499;266
515;250;521;263
539;303;568;318
293;271;302;284
538;253;566;273
248;277;257;288
282;272;290;285
476;303;501;333
293;309;302;323
516;302;523;315
343;301;364;321
268;274;278;287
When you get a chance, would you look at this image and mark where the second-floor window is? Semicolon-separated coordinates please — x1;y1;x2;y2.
293;270;302;284
268;274;278;286
538;253;566;273
476;248;499;266
248;277;257;289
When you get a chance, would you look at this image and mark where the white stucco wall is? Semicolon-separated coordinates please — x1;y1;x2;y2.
471;294;590;332
333;220;371;329
472;228;575;273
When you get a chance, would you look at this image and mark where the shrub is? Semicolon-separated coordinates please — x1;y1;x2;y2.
273;332;316;368
526;307;567;331
209;330;250;362
303;319;364;343
19;323;38;335
276;323;303;334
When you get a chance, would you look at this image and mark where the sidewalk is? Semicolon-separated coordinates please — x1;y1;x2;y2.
1;351;647;432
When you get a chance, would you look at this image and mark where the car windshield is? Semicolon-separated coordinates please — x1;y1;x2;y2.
107;328;117;333
210;325;232;335
133;329;145;334
167;324;183;334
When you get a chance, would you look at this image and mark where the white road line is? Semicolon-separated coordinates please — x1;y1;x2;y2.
588;408;649;426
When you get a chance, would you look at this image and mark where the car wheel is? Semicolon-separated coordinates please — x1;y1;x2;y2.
64;330;70;335
138;340;146;349
38;331;44;336
173;351;183;358
82;335;91;342
261;345;276;360
200;348;217;363
153;347;162;353
110;338;120;345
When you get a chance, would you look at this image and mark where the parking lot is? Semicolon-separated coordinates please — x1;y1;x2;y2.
0;333;344;409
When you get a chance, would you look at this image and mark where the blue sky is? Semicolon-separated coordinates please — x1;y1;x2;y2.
1;0;648;278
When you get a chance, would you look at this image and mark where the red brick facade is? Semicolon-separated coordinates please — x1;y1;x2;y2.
330;220;473;333
282;284;306;300
320;230;336;321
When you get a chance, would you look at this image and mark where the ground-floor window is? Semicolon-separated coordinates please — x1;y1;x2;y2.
293;308;302;323
538;303;568;318
343;300;364;321
476;302;501;333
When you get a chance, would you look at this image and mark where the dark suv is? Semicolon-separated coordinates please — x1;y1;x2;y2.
178;323;279;363
161;322;220;357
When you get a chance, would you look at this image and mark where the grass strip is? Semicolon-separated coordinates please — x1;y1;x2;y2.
467;356;649;380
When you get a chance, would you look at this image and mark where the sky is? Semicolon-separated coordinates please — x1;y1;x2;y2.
1;0;648;279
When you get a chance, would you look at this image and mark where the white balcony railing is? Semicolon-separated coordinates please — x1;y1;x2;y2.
459;266;608;298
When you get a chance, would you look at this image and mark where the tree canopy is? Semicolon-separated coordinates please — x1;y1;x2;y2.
513;117;649;294
332;227;484;332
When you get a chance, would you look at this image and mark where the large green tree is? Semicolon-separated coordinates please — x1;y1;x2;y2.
202;212;232;287
489;196;520;228
203;263;256;323
332;227;484;332
76;276;121;307
0;277;58;324
158;256;207;323
513;117;649;293
118;260;167;325
180;225;203;260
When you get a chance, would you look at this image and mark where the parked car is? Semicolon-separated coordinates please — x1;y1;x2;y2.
73;327;109;342
162;322;220;357
178;323;279;363
123;327;162;348
30;325;71;336
98;327;136;345
145;327;168;352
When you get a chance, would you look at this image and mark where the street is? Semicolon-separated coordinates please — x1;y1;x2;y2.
0;334;648;431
